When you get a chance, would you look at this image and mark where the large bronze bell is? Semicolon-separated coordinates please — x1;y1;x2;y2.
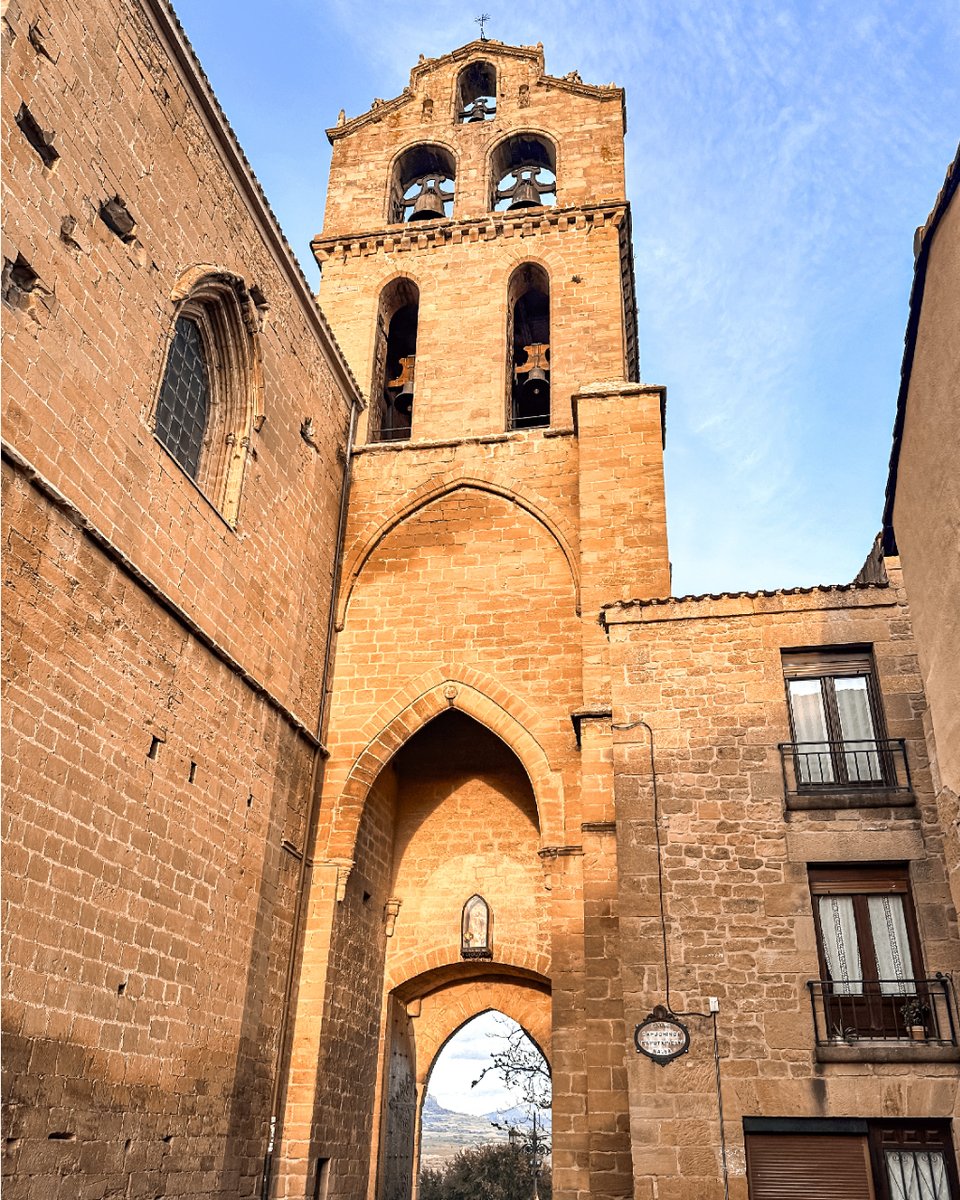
520;365;548;398
387;355;415;417
409;185;446;221
506;176;542;211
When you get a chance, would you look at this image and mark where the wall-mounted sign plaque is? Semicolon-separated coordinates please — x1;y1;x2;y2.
633;1005;690;1066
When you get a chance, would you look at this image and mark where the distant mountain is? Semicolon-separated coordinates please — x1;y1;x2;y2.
420;1097;551;1172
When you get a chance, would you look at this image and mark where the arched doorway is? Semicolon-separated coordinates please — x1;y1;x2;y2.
419;1010;551;1195
366;710;551;1200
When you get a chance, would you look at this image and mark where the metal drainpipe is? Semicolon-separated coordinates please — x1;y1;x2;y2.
261;394;360;1200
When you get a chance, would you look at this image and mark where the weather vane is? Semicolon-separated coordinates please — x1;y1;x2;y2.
475;13;490;40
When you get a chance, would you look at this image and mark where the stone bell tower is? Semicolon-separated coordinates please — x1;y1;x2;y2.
278;40;671;1200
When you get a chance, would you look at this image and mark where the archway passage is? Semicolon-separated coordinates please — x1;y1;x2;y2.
420;1010;552;1194
353;711;551;1200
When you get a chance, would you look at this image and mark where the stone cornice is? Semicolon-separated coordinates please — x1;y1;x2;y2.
312;202;629;263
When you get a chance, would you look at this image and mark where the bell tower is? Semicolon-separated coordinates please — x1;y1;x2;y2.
281;40;671;1200
313;41;641;446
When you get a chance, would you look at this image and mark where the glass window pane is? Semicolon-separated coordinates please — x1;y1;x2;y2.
834;677;881;781
885;1149;950;1200
867;894;916;994
155;316;209;479
788;679;833;783
817;895;862;994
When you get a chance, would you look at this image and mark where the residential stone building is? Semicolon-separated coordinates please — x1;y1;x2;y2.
2;4;958;1200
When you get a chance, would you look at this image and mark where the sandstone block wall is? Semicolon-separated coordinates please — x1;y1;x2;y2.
2;0;356;1195
887;158;960;922
604;573;960;1200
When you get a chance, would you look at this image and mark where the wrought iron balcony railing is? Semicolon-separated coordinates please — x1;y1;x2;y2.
779;737;911;795
808;976;958;1047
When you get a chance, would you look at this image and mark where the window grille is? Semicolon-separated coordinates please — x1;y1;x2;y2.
155;315;210;479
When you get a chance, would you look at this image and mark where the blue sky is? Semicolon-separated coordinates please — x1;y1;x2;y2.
175;0;959;596
427;1011;540;1115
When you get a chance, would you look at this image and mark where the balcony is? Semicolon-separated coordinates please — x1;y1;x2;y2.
808;976;960;1062
778;737;913;810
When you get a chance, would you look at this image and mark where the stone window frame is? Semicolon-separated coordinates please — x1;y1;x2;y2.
154;268;264;526
779;645;913;810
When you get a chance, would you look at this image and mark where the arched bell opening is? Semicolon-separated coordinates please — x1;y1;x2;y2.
490;134;557;213
371;277;419;443
507;263;551;430
456;60;497;122
391;143;456;224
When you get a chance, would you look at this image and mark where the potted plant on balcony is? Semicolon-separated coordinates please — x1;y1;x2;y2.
900;997;930;1041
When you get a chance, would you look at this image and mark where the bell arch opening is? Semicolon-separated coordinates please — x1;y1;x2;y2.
507;263;551;430
390;143;456;224
456;60;497;122
491;134;557;212
371;277;419;443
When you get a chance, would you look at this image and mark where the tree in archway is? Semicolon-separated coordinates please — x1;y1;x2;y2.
420;1143;552;1200
471;1020;551;1112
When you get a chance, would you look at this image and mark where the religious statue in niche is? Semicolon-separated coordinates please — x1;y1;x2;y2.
461;894;492;959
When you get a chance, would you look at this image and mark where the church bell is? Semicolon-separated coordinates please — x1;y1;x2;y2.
506;176;542;211
409;185;446;221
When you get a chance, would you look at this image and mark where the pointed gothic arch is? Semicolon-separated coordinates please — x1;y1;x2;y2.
336;477;581;629
323;674;565;861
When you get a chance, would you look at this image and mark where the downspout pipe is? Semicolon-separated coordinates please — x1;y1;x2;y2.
261;394;361;1200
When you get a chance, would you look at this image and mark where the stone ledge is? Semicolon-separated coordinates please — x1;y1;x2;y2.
786;789;916;812
353;426;575;455
312;202;628;260
815;1042;960;1064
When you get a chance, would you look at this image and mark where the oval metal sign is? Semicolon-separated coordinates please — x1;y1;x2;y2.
634;1005;690;1066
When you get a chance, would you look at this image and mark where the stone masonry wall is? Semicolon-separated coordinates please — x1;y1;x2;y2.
604;573;960;1200
2;0;354;1196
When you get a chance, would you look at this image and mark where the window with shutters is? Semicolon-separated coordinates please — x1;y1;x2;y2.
154;270;264;525
779;647;912;804
806;865;957;1049
744;1120;958;1200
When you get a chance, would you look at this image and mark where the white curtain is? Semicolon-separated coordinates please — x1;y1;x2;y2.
885;1150;949;1200
835;676;881;781
818;895;862;994
867;894;916;994
789;680;833;783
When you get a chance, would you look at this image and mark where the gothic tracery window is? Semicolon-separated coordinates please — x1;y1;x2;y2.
153;271;262;523
155;315;209;480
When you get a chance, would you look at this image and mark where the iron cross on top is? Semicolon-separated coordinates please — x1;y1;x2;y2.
475;13;490;39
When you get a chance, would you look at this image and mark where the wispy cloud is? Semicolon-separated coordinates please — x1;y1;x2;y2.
177;0;959;592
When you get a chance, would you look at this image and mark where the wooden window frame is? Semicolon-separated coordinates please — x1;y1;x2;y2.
809;863;927;1039
782;646;891;790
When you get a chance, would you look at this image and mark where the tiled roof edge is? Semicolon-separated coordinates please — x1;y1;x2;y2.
600;580;891;615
